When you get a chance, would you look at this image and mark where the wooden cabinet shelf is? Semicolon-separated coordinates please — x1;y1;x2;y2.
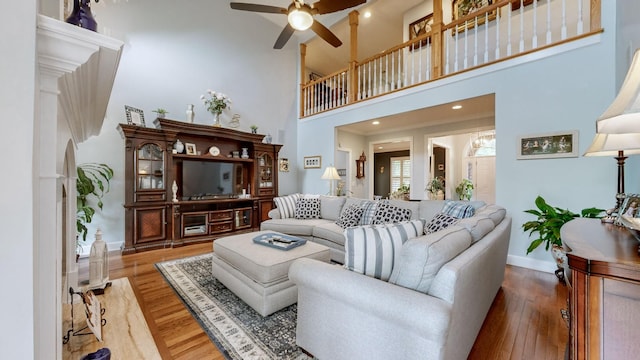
119;118;281;254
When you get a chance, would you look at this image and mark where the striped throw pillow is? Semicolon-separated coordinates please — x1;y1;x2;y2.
441;200;475;219
273;193;300;219
344;220;425;281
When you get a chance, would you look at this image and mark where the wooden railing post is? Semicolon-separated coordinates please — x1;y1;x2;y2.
300;43;306;118
430;0;444;79
590;0;601;31
349;10;359;103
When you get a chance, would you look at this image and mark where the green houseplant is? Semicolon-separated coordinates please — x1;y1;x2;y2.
455;178;474;201
77;163;114;246
426;176;445;199
390;184;410;200
152;108;169;118
522;195;603;280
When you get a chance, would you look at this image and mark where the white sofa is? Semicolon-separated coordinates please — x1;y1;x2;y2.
262;195;511;359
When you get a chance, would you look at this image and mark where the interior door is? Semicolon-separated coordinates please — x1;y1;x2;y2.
471;156;495;204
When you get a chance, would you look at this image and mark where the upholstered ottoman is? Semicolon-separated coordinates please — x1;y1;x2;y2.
211;230;331;316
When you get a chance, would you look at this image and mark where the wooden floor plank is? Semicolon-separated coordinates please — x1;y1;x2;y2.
78;243;567;359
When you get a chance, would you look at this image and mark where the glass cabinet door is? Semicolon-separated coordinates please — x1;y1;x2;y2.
258;153;273;189
137;143;164;190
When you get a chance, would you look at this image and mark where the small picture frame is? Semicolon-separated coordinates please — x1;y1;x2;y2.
279;158;290;172
125;105;145;127
185;143;197;155
517;130;578;160
304;156;322;169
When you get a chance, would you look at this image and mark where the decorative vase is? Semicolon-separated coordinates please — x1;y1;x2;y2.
65;0;97;32
436;190;445;200
241;147;249;159
186;104;195;123
263;133;272;144
212;112;222;127
174;139;184;154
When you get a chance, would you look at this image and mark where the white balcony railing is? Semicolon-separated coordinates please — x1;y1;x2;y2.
301;0;601;118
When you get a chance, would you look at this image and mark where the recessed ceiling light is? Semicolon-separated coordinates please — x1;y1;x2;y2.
452;105;462;110
372;121;380;125
378;146;383;149
364;11;372;18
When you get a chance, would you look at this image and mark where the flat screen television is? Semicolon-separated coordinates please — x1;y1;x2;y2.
182;161;243;200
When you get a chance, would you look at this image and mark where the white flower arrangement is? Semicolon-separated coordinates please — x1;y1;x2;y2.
201;89;232;115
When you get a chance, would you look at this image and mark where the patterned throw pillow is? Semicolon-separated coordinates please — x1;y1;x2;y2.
344;220;425;281
441;200;475;219
359;200;379;225
294;198;321;219
372;200;412;224
425;212;459;234
273;193;300;219
336;204;364;229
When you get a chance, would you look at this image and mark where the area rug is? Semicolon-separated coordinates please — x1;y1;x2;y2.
155;253;310;360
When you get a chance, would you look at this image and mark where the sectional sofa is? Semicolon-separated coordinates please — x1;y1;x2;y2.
261;194;511;359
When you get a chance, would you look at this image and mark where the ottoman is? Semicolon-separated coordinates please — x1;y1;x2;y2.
212;230;331;316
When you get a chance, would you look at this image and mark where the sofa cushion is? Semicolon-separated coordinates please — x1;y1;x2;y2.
260;218;330;236
475;204;507;226
320;195;346;221
442;200;475;219
336;204;364;229
344;220;425;281
389;226;472;293
273;193;300;219
312;222;347;247
372;200;412;224
295;198;321;219
456;215;495;243
359;200;379;225
425;213;459;234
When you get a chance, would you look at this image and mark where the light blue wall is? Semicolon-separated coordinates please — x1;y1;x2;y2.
77;0;300;250
298;6;629;272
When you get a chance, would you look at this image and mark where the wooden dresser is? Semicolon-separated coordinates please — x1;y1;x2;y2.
561;218;640;359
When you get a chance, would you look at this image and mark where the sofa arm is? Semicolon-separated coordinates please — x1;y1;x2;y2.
267;208;281;219
289;258;451;338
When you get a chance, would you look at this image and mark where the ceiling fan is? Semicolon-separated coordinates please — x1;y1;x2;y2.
230;0;365;49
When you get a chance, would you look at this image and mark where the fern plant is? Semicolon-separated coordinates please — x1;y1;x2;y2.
77;163;114;243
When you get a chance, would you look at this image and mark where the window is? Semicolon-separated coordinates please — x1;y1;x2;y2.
390;156;411;192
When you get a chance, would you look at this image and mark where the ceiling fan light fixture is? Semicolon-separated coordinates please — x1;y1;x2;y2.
288;8;313;31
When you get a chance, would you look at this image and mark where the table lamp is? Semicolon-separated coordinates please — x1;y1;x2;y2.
321;165;341;196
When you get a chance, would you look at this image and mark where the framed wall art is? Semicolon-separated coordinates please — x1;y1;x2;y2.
279;158;290;172
185;142;197;155
304;156;321;169
408;13;433;50
125;105;146;127
517;130;578;160
452;0;498;34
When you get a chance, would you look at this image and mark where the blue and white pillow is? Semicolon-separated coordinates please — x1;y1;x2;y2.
425;212;459;234
441;200;475;219
336;204;364;229
359;200;379;225
273;193;300;219
344;220;424;281
294;198;321;219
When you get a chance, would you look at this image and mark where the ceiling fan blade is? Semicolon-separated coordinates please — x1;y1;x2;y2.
310;20;342;48
274;24;296;49
311;0;365;15
230;2;287;14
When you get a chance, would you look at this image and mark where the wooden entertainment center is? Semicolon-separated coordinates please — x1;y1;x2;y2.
119;118;282;254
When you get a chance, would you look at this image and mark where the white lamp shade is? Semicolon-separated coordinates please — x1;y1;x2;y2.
288;9;313;31
584;133;640;156
321;166;341;180
596;49;640;134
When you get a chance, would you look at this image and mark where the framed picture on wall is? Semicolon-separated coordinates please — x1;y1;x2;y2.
304;156;322;169
516;130;578;160
452;0;498;34
125;105;145;127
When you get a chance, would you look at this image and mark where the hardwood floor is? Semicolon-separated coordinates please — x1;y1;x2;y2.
80;243;568;359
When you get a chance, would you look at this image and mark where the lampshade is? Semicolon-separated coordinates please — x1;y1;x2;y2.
584;133;640;157
596;49;640;134
288;9;313;31
321;166;341;180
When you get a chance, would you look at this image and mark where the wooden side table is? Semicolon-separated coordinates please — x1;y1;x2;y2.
561;218;640;360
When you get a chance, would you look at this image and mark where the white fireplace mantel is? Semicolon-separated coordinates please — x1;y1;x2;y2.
35;14;122;360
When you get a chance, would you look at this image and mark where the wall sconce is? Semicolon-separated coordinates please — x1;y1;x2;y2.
356;152;366;179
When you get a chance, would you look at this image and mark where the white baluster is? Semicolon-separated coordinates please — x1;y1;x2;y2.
507;2;512;56
426;42;431;80
391;50;395;90
495;9;500;60
561;0;567;40
532;0;538;48
445;28;450;75
577;0;584;35
546;0;552;44
454;27;459;72
385;54;389;92
464;20;469;69
484;12;489;63
519;1;525;52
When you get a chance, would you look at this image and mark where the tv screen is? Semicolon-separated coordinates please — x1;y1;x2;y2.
182;161;241;200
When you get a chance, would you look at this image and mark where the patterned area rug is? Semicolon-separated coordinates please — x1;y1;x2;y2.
155;253;310;360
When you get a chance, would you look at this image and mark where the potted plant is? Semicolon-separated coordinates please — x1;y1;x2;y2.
152;108;169;118
426;176;445;200
390;184;410;200
522;195;603;280
455;178;474;201
76;163;114;257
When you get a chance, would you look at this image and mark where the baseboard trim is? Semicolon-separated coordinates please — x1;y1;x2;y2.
507;254;556;274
